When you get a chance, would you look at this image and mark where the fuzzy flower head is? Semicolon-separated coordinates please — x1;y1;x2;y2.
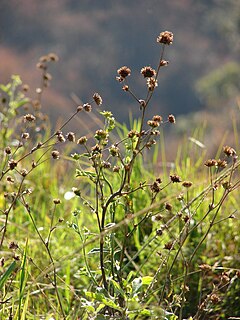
157;31;174;45
141;66;156;78
117;66;131;82
147;78;158;91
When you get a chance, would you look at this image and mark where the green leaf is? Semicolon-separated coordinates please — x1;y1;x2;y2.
141;276;154;286
110;279;126;298
0;261;17;290
85;291;122;311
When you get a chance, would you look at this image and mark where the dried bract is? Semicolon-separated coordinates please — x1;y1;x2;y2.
157;31;174;45
141;66;156;78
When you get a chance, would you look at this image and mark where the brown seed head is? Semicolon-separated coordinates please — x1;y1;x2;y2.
199;264;212;272
210;294;220;304
128;130;137;138
223;145;236;157
150;181;161;193
122;85;129;91
9;241;19;250
6;176;14;183
5;146;12;155
147;120;159;128
170;174;181;183
164;241;174;250
182;181;193;188
8;159;18;170
83;103;92;112
77;105;83;112
168;114;176;123
21;132;30;139
141;66;156;78
217;159;227;168
53;198;61;204
56;132;66;142
66;132;76;142
24;114;36;122
93;92;103;106
21;169;28;177
204;159;217;167
113;165;120;173
165;202;173;211
160;60;169;66
147;78;158;91
48;53;59;62
51;150;60;159
77;136;87;145
152;115;162;122
109;145;119;156
22;84;29;92
117;66;131;79
157;31;174;45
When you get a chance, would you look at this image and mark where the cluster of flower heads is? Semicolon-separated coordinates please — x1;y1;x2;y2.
116;31;173;94
204;146;237;168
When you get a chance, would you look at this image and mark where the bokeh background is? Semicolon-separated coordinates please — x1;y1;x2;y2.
0;0;239;156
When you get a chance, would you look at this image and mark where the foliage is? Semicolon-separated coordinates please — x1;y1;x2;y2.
0;32;239;320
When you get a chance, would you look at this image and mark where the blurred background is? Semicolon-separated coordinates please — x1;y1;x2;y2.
0;0;239;157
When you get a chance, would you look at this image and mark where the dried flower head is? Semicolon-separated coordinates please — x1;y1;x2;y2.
152;115;163;122
117;66;131;79
22;84;29;92
4;146;12;155
21;132;30;139
93;92;103;106
223;146;236;157
147;120;159;128
77;136;87;145
113;165;120;173
122;85;129;91
9;241;19;250
66;132;76;142
217;159;227;168
6;176;14;183
160;60;169;66
83;103;92;112
150;181;161;193
95;130;108;141
199;264;212;272
147;78;158;91
164;241;174;250
102;161;111;169
77;105;83;112
51;150;60;159
109;145;119;156
8;159;18;170
141;66;156;78
182;181;193;188
204;159;217;167
56;132;66;142
165;202;173;211
128;130;137;138
21;169;28;177
53;198;61;204
210;294;220;304
48;53;59;62
170;174;181;183
157;31;174;45
168;114;176;123
24;114;36;122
